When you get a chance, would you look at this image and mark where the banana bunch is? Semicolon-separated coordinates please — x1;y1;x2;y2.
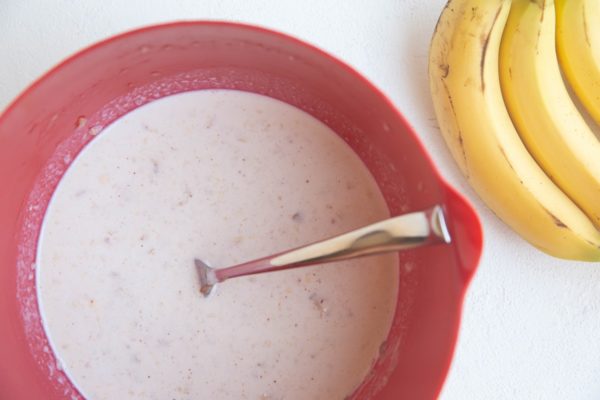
429;0;600;261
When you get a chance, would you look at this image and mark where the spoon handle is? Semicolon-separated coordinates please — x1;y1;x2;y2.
214;205;450;283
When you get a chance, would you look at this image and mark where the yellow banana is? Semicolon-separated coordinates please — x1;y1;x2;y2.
429;0;600;260
556;0;600;126
499;0;600;228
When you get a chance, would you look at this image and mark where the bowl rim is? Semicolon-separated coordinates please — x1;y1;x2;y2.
0;20;483;400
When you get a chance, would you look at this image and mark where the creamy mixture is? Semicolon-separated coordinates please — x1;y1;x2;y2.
37;90;399;400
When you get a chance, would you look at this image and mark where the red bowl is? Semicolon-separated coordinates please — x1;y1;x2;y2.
0;22;482;400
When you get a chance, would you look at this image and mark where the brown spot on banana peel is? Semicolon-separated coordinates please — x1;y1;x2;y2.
430;2;454;82
432;0;455;52
498;147;524;183
470;6;478;22
584;239;600;250
534;0;545;48
583;2;591;47
440;63;450;78
480;5;503;92
544;208;568;228
498;146;515;171
530;0;545;14
440;78;469;178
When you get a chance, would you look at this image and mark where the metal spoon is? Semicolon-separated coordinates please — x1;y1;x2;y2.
195;205;450;297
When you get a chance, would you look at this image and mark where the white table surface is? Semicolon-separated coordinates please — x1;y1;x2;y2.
2;1;600;399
